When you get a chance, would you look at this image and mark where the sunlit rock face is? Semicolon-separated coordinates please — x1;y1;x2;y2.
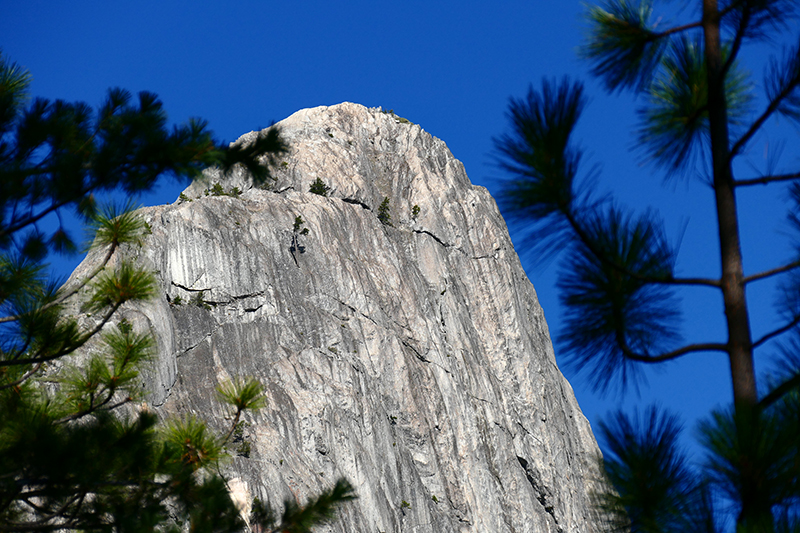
74;103;605;532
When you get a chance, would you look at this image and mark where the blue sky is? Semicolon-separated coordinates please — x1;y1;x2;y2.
3;1;798;463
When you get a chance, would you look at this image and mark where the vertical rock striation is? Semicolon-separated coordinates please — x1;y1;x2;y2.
72;103;604;532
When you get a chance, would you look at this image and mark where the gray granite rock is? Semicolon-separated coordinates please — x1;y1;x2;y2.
71;103;605;532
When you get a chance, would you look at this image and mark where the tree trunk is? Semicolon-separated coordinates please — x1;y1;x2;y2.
702;1;768;530
702;0;757;408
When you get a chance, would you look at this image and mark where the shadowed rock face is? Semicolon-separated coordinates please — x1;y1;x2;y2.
71;103;604;532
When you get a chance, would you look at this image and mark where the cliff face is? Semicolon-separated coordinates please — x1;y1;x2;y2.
71;103;603;532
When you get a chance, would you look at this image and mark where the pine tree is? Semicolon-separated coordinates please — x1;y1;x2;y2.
494;1;800;531
308;177;331;196
377;197;393;227
0;52;354;532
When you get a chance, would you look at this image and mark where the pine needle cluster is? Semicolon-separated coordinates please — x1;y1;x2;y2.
495;1;800;530
0;52;354;532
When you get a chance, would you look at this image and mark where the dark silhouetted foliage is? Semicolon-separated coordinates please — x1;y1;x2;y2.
495;1;800;530
0;52;353;532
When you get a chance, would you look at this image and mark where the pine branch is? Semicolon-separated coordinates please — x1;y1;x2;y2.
758;371;800;410
656;21;704;38
731;92;794;158
0;302;121;367
731;47;800;158
0;244;115;324
17;493;84;527
743;258;800;284
0;195;81;243
735;170;800;186
595;407;698;532
565;211;721;288
55;394;133;424
752;315;800;348
719;0;775;77
0;520;102;532
581;0;676;93
619;338;729;363
0;361;42;390
721;23;746;78
221;410;242;446
269;478;356;533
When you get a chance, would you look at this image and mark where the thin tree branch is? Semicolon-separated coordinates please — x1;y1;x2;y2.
744;258;800;284
0;244;116;325
735;171;800;186
660;274;722;287
731;77;800;158
0;302;121;367
752;315;800;348
758;372;800;410
564;211;722;287
720;1;752;77
620;339;728;362
221;409;242;446
14;493;84;531
719;0;747;19
17;479;167;496
0;197;76;242
721;26;745;77
655;20;704;38
56;395;133;424
0;520;102;532
0;362;43;390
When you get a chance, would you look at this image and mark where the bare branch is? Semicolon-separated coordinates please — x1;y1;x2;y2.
723;32;745;79
656;20;704;38
731;76;800;158
758;372;800;410
753;315;800;348
743;258;800;284
0;197;76;243
735;170;800;186
620;339;729;363
9;493;86;532
660;274;722;287
221;410;242;447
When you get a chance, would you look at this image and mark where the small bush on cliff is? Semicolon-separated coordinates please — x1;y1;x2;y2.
382;108;412;124
191;290;212;310
293;215;310;236
209;182;226;196
290;215;310;261
378;197;393;226
206;183;242;197
309;177;331;196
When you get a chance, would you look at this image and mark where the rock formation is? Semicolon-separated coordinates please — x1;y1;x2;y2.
69;103;604;532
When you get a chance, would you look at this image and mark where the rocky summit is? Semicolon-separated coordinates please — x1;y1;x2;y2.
68;102;605;532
